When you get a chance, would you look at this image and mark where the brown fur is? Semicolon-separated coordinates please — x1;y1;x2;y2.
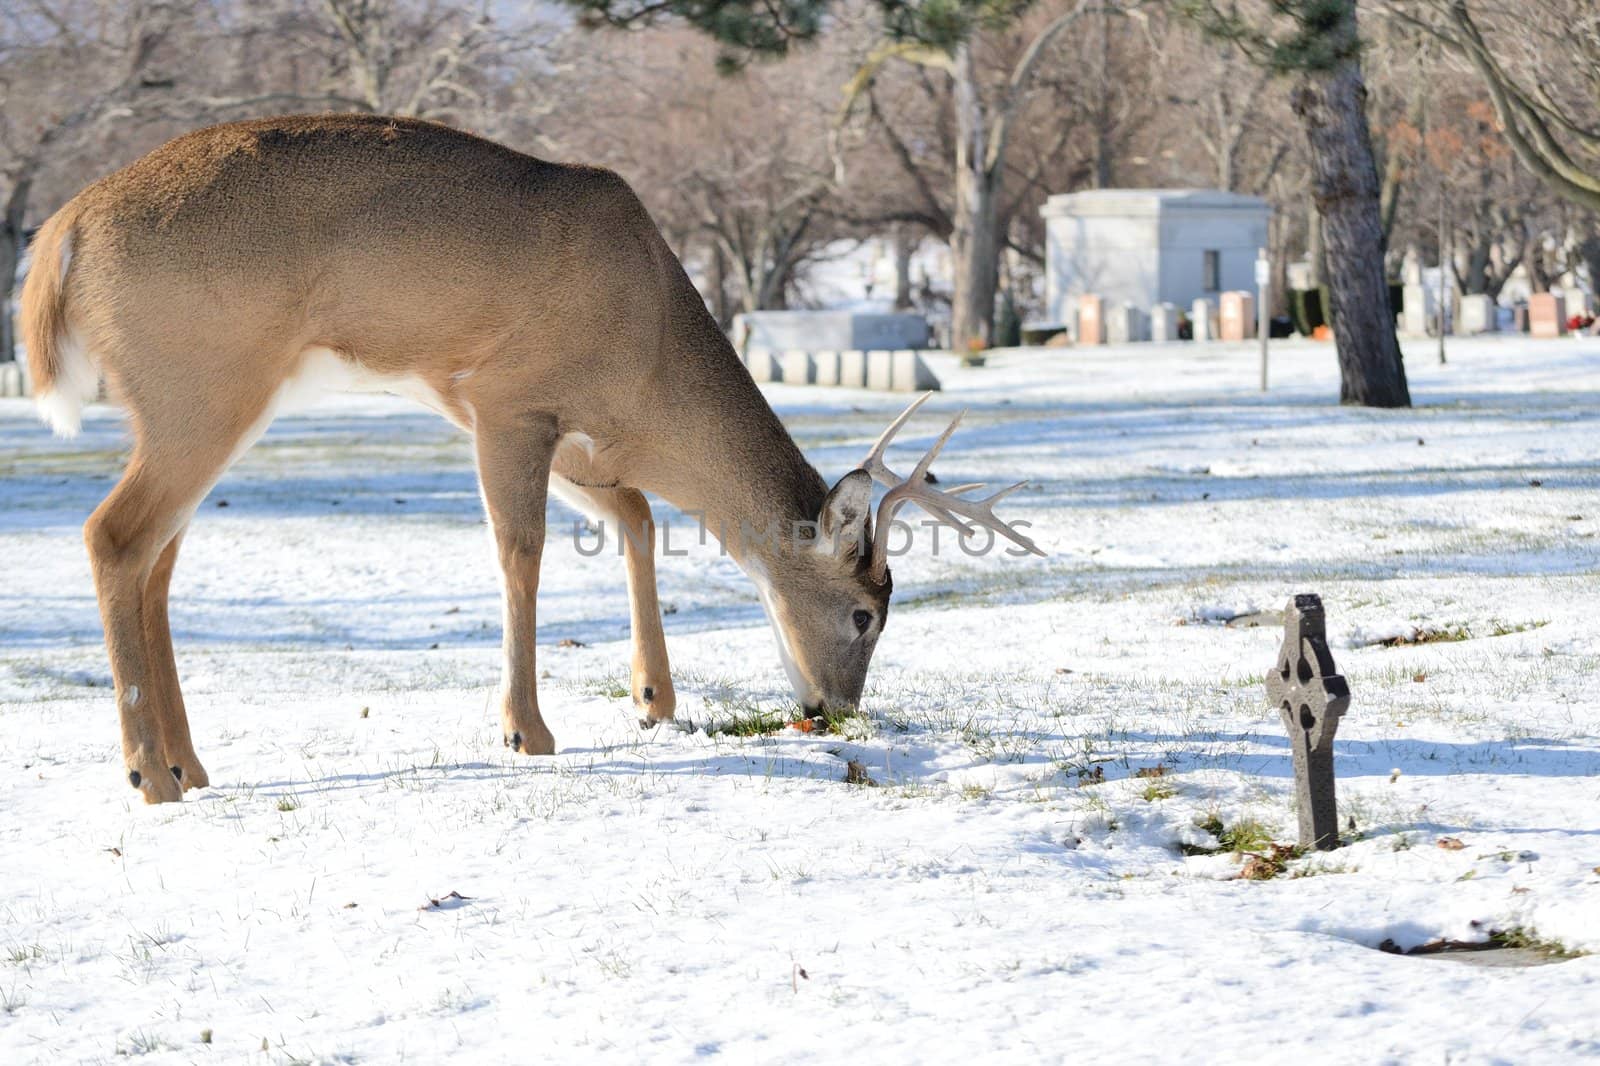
21;115;893;803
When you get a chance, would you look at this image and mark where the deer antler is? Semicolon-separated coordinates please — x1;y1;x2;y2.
863;394;1045;582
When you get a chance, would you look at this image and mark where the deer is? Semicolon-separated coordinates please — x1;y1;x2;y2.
20;114;1041;804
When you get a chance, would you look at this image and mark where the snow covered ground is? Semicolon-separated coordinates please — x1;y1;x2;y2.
2;334;1598;1063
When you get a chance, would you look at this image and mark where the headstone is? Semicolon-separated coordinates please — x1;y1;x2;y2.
1401;245;1424;286
1105;303;1149;344
0;362;22;398
1077;295;1105;345
1190;298;1218;342
838;350;869;389
889;350;941;392
1512;303;1530;333
1265;594;1350;852
744;349;780;383
1529;293;1566;338
780;350;815;385
813;350;841;387
1562;289;1594;317
1401;283;1434;337
865;351;895;391
1219;291;1256;341
1459;294;1496;335
1150;303;1180;342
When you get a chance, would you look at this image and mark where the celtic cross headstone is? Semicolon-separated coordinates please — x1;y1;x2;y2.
1265;594;1351;850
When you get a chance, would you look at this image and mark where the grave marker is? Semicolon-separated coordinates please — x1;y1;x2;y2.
1459;294;1496;335
1219;291;1256;341
1078;295;1105;345
1190;298;1217;342
1265;594;1351;851
1150;303;1180;342
1529;293;1567;338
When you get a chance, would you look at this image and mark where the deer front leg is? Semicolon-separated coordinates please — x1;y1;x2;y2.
611;488;676;724
144;530;209;791
475;412;561;756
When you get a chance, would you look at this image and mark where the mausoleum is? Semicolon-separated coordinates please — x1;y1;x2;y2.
1039;189;1271;329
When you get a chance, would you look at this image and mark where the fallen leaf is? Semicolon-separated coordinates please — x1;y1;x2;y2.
1134;765;1168;778
1412;673;1427;683
1437;837;1465;851
558;638;586;648
790;719;816;733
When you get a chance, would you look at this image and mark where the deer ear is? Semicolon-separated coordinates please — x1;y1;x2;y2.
818;469;873;555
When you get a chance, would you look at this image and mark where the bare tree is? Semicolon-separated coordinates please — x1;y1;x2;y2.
1380;0;1600;213
0;1;186;365
842;0;1120;350
1177;0;1411;407
545;27;847;316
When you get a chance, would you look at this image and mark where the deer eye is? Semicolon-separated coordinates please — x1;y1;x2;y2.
852;609;874;634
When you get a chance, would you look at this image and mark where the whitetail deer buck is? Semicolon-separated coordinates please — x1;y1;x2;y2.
21;115;1041;803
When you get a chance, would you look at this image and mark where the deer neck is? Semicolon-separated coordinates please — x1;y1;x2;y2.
634;353;827;574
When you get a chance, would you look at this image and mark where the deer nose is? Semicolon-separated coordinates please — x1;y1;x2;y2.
802;701;825;719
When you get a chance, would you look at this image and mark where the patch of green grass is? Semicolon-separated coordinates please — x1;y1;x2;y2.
1217;818;1274;853
1183;813;1275;856
1486;619;1550;638
1490;927;1587;959
704;707;789;737
587;677;631;700
1140;780;1178;802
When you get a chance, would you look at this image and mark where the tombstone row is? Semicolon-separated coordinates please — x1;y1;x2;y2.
1063;288;1598;345
1408;290;1595;338
741;347;941;392
1071;292;1261;345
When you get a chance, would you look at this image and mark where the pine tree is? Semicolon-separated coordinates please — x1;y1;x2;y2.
1175;0;1411;407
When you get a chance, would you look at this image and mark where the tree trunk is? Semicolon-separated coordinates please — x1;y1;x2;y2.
1289;2;1410;408
1;174;33;366
1523;236;1551;293
950;173;999;351
949;43;1000;351
0;228;17;367
709;241;732;328
892;224;914;311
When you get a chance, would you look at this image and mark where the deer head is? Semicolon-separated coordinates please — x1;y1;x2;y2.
752;394;1043;717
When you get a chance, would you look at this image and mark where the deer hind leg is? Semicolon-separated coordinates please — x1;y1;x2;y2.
550;478;676;725
474;410;561;756
143;529;208;790
85;393;275;803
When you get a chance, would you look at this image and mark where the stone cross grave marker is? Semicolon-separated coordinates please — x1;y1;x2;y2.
1265;594;1351;851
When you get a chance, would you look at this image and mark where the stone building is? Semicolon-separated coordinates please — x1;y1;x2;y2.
1039;189;1271;329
